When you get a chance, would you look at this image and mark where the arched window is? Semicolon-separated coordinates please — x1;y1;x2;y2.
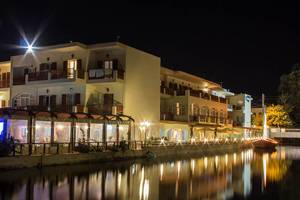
13;93;36;108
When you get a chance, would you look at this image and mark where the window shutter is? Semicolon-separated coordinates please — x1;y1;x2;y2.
77;59;82;70
62;94;67;105
50;62;57;70
1;100;5;107
74;93;81;105
63;61;68;73
6;72;10;86
50;95;56;107
39;96;44;106
112;59;118;70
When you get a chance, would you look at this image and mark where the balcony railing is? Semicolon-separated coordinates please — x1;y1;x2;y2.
189;115;232;125
160;113;233;125
28;71;48;81
160;86;226;104
88;69;124;81
13;69;85;85
24;104;85;113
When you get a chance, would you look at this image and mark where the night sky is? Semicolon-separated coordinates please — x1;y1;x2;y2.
1;1;300;101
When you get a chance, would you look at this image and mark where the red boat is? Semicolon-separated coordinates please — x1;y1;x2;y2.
252;138;278;149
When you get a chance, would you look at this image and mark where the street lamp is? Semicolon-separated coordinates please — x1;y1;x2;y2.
140;120;150;142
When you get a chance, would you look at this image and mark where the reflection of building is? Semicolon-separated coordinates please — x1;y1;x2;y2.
1;41;252;141
1;149;253;200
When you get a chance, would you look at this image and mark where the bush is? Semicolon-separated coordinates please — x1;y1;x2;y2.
75;142;90;153
119;140;129;151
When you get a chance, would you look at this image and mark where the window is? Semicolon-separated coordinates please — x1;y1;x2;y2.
13;93;35;107
67;60;77;79
119;124;129;140
8;119;28;143
107;124;117;141
54;122;71;143
75;123;88;143
104;60;113;69
90;123;103;142
35;121;51;143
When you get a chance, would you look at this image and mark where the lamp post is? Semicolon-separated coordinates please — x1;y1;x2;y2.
46;89;50;111
140;120;150;142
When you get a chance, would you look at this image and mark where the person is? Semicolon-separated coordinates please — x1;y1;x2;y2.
214;127;217;139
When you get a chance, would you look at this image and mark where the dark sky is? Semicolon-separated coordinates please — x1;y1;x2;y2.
1;1;300;101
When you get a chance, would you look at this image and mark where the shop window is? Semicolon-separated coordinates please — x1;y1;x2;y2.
75;123;88;143
54;122;71;143
90;123;103;142
35;121;51;143
8;119;28;143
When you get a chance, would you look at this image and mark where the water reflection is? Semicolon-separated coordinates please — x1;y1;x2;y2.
0;147;296;200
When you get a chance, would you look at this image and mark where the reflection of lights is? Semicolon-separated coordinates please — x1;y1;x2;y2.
191;137;195;144
204;157;208;169
160;164;164;181
139;167;145;200
57;124;64;130
241;151;244;162
204;138;208;143
262;153;268;188
191;159;195;174
177;161;181;178
118;173;122;189
215;156;219;167
233;153;237;165
132;165;136;175
160;138;165;145
143;179;149;200
225;154;228;166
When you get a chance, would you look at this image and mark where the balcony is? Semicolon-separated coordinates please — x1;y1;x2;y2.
160;86;227;104
189;115;233;125
88;69;124;82
13;69;85;85
24;105;85;113
28;71;48;81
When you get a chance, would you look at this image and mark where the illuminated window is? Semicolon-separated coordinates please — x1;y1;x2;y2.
8;119;28;143
176;102;180;115
35;121;51;143
54;121;71;143
67;59;77;79
90;123;103;142
104;60;113;69
75;123;89;143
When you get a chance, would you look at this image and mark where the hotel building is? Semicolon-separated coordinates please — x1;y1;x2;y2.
0;41;252;144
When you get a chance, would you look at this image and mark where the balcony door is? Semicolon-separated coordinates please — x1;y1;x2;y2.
103;93;113;114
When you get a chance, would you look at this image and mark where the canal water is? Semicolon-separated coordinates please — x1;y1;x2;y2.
0;146;299;200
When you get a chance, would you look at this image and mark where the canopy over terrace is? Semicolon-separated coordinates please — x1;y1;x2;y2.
0;108;134;146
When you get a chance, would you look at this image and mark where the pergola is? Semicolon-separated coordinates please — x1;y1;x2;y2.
0;108;135;150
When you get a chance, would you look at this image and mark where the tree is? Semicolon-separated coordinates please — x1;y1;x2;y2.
279;63;300;124
251;105;293;127
267;104;293;127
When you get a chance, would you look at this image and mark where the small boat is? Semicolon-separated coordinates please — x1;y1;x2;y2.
252;138;278;149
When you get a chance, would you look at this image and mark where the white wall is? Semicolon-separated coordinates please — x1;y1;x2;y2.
123;46;161;138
